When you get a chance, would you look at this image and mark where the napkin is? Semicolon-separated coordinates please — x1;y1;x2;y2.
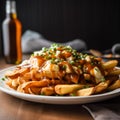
22;30;87;53
82;97;120;120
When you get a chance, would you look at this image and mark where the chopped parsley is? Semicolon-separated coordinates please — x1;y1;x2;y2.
101;77;106;82
1;77;6;81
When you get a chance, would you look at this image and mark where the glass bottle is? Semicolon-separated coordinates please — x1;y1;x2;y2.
2;0;22;64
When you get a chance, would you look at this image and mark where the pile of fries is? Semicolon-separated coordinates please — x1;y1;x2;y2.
5;44;120;96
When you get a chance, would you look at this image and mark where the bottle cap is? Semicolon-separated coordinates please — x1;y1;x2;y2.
6;0;16;14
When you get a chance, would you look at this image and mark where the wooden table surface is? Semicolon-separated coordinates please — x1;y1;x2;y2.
0;57;93;120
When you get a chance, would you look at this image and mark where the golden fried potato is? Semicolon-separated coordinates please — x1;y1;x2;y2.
102;60;118;70
5;68;30;79
20;79;50;94
41;86;55;96
90;66;105;84
108;69;120;75
94;80;110;94
55;84;84;95
76;87;95;96
29;87;41;94
108;80;120;91
5;70;20;79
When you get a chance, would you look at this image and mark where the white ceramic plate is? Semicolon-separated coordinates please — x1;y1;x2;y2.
0;66;120;104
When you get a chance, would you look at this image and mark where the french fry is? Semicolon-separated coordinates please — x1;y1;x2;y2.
90;67;105;84
108;69;120;75
6;79;14;89
102;60;118;70
55;84;84;95
11;79;19;88
29;87;41;94
41;86;55;96
5;70;20;79
22;79;50;93
94;80;110;94
17;84;24;93
76;87;95;96
5;68;30;79
108;80;120;91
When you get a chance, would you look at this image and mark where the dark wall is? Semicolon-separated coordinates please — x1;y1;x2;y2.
0;0;120;55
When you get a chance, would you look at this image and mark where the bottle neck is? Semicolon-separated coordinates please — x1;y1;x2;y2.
6;0;17;18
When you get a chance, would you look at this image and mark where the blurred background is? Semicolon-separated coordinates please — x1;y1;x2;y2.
0;0;120;57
